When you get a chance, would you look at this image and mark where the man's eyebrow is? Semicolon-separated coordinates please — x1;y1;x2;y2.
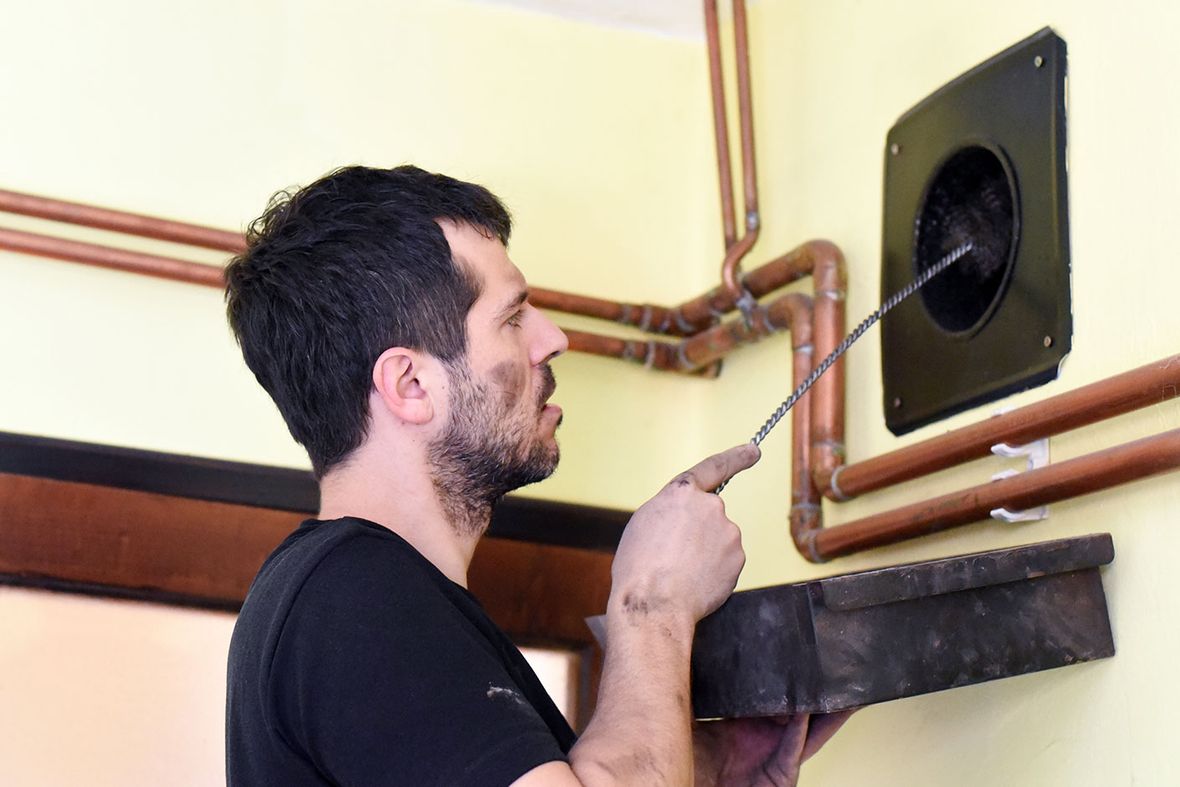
497;289;529;318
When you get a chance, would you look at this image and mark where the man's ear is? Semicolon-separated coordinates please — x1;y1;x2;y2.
372;348;436;425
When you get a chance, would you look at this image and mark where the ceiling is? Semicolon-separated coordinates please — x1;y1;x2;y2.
463;0;716;40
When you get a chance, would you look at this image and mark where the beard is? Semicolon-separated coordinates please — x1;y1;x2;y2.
427;359;560;537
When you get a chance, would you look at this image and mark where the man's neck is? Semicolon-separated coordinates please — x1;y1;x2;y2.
316;456;484;587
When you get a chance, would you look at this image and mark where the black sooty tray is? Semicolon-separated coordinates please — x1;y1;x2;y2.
691;533;1115;718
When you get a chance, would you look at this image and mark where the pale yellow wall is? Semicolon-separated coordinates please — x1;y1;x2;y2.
2;0;1178;784
711;1;1180;785
0;1;716;783
0;0;718;507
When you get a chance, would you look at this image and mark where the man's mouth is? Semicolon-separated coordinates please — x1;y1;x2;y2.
537;364;557;411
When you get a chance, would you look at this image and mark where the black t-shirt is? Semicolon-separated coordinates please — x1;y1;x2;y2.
226;516;576;786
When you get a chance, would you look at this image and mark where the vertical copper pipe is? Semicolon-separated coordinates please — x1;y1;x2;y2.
765;295;822;560
817;354;1180;500
0;188;246;253
807;244;848;500
0;225;225;288
813;427;1180;561
720;0;760;302
734;0;758;223
704;0;737;251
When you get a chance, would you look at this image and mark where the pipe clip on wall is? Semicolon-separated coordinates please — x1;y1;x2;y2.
989;437;1051;522
805;357;1180;562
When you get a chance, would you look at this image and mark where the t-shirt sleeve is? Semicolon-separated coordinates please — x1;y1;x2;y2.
269;536;567;787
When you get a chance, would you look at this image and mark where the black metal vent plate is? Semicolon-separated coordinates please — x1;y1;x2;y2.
881;28;1071;435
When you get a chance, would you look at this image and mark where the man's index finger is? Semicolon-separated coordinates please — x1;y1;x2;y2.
677;444;761;491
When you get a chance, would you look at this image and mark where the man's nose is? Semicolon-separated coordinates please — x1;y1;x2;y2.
531;307;569;365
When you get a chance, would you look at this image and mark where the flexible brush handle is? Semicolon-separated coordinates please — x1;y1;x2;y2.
715;242;973;494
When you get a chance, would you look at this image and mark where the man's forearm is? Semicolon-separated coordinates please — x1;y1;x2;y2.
567;596;696;786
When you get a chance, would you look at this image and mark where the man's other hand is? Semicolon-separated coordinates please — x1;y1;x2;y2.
693;711;855;786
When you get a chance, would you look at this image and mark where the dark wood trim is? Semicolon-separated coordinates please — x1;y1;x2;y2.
0;430;317;513
0;468;615;729
0;472;615;626
0;432;624;730
0;472;305;603
0;430;629;551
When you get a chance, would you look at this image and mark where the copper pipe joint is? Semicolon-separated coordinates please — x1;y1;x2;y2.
677;299;779;371
720;231;760;311
675;240;837;335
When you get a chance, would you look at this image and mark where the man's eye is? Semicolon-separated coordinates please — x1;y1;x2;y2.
506;311;524;328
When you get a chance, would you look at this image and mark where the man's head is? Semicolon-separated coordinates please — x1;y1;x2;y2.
225;166;567;501
424;220;567;533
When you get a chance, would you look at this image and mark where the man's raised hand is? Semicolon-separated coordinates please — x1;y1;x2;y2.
608;444;761;628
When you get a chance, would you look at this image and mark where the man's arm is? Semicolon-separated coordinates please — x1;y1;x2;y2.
512;444;759;786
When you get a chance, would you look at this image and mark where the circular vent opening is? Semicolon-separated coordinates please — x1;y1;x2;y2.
914;144;1019;335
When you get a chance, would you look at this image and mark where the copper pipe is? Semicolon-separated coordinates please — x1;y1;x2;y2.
535;240;842;338
531;287;628;323
0;225;224;288
704;0;737;251
720;230;759;309
672;240;840;335
562;291;815;380
562;328;724;377
529;287;680;335
818;354;1180;501
807;248;849;498
563;328;672;369
742;245;825;299
0;185;844;397
810;427;1180;561
1;184;839;343
564;311;758;376
676;296;778;370
0;188;246;253
720;0;760;303
763;296;824;559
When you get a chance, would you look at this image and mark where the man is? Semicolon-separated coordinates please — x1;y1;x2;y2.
225;165;847;785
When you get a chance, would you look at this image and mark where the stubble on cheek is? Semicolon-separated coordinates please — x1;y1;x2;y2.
489;360;529;409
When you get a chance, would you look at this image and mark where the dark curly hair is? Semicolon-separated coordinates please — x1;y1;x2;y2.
224;165;512;478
